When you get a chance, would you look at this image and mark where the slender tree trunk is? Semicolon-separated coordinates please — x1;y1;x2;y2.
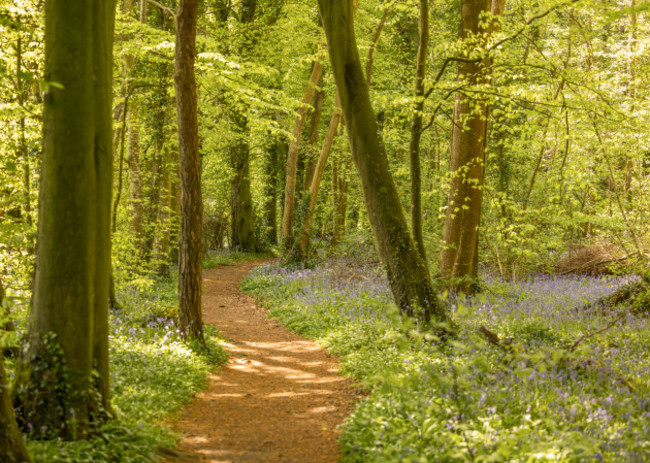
175;0;204;342
16;38;32;227
409;0;429;260
303;87;325;191
153;146;173;276
13;0;116;439
317;0;450;327
127;105;144;251
263;138;283;246
230;114;256;251
281;48;325;248
440;0;504;293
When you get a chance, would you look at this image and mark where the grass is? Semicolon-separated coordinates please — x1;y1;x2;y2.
241;258;650;462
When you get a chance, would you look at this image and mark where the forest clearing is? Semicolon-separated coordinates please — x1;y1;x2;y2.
1;0;650;462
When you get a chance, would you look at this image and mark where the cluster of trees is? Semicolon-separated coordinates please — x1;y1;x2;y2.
1;0;649;459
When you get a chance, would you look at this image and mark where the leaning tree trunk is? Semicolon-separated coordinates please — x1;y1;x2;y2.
440;0;504;294
0;279;32;463
13;0;116;439
281;49;325;249
317;0;450;327
175;0;204;343
409;0;429;260
297;10;387;258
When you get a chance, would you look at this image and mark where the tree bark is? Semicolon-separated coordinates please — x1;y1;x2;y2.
317;0;450;327
263;138;283;246
153;145;173;276
1;279;32;463
230;114;256;251
440;0;504;293
13;0;116;439
1;357;31;462
228;0;257;252
297;9;387;257
281;48;325;249
175;0;204;342
409;0;429;260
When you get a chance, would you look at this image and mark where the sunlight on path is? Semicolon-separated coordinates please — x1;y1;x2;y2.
163;260;359;463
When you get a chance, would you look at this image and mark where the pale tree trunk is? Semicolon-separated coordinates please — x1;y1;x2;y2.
127;107;144;251
440;0;504;293
409;0;429;260
317;0;450;327
13;0;116;439
281;49;325;249
0;280;32;463
332;149;350;246
175;0;204;343
303;87;324;191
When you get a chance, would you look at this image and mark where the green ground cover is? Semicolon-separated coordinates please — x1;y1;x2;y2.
242;257;650;462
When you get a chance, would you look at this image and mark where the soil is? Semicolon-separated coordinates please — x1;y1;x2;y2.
161;259;360;463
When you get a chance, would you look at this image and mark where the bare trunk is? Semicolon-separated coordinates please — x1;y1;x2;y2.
175;0;204;342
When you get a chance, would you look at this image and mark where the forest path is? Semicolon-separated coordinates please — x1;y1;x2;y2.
163;259;359;463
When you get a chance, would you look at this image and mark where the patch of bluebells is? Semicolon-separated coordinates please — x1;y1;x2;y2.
244;261;650;461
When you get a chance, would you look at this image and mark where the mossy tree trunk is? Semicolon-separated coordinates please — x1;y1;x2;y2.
317;0;450;327
228;0;257;252
13;0;116;440
409;0;429;261
175;0;205;343
440;0;504;294
230;113;256;251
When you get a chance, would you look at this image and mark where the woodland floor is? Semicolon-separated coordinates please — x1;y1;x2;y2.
162;259;360;463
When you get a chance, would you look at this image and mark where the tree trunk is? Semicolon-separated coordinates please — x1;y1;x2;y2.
230;114;256;251
281;49;325;249
127;106;145;252
317;0;450;327
409;0;429;260
263;138;283;246
153;146;173;276
175;0;204;343
1;357;31;462
228;0;257;252
0;279;32;463
298;10;387;257
440;0;504;293
13;0;116;439
303;87;325;191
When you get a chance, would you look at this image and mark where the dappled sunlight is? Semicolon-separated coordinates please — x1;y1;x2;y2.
168;262;359;463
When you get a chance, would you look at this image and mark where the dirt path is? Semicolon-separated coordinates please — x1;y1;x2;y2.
164;260;359;463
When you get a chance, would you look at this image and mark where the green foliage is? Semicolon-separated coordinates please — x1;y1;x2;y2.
203;249;275;269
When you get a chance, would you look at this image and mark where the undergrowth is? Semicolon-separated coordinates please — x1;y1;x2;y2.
242;259;650;462
3;250;267;462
